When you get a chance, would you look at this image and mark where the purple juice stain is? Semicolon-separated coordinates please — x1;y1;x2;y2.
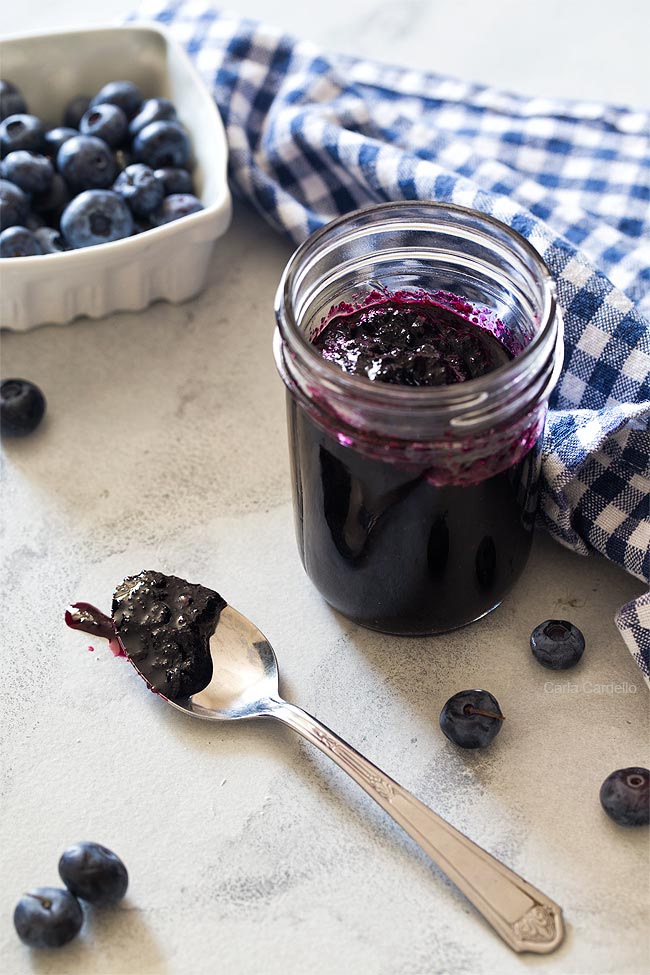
66;602;125;657
288;288;541;634
66;573;227;698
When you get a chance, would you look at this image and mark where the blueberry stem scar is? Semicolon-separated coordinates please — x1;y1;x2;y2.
463;706;505;721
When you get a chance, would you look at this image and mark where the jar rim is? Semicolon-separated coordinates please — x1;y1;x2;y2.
275;201;558;411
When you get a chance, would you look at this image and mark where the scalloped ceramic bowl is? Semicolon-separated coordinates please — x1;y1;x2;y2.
0;24;232;331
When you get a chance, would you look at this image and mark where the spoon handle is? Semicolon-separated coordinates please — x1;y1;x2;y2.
265;697;564;954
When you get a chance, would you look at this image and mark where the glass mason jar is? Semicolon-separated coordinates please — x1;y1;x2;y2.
274;202;563;635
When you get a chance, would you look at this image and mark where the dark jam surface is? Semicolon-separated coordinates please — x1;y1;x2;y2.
313;298;511;385
111;571;227;699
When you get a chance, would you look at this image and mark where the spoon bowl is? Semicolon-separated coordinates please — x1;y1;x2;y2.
173;607;279;720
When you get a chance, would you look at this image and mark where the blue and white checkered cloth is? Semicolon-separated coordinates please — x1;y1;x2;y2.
133;1;650;679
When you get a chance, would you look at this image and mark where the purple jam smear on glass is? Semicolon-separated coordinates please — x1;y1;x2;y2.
65;572;227;699
313;296;512;385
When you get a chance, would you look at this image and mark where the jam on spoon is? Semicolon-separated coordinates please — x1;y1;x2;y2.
66;570;227;699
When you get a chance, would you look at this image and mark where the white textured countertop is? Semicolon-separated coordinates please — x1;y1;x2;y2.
2;3;649;975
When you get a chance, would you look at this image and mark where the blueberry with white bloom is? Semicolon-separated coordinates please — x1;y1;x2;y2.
61;189;133;248
113;163;164;216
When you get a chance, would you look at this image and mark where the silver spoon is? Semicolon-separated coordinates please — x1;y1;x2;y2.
74;602;565;953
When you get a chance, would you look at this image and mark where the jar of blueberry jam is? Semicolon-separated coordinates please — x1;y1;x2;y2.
274;203;563;634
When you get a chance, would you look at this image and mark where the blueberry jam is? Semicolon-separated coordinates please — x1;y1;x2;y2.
313;298;511;385
65;572;227;698
288;292;540;634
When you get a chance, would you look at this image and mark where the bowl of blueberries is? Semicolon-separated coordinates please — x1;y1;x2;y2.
0;24;231;330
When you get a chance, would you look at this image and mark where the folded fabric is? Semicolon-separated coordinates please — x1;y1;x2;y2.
132;1;650;679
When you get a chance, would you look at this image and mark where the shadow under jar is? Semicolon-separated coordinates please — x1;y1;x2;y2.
274;202;563;635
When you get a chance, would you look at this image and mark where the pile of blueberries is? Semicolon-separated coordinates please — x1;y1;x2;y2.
14;842;128;948
0;78;203;257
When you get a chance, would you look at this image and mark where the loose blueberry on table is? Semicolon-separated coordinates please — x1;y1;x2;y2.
0;378;46;436
58;842;128;905
0;78;203;255
530;619;585;670
599;767;650;827
13;887;83;949
439;689;505;748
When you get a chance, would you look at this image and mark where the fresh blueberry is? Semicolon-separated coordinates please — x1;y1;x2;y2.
63;94;91;130
530;620;585;670
129;97;177;138
113;163;164;217
59;842;128;905
439;689;505;749
155;166;194;196
35;226;67;253
32;173;71;216
91;80;142;119
60;189;133;249
1;378;46;436
80;103;128;148
13;887;83;948
0;80;27;121
0;178;30;229
44;126;78;158
150;193;203;226
2;150;53;195
57;135;117;192
0;226;43;258
133;120;190;170
0;114;46;157
599;767;649;827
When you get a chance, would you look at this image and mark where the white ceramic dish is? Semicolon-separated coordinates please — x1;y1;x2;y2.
0;24;232;331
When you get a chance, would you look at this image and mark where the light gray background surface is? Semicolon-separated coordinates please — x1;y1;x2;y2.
2;3;649;975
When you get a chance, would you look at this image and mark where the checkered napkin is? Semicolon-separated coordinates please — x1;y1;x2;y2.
132;1;650;679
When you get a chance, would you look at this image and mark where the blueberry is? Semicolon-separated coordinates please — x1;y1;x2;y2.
1;378;46;436
32;173;71;216
91;80;142;119
599;767;649;827
35;226;67;253
0;80;27;121
150;193;203;226
112;163;164;217
0;226;43;258
0;178;29;229
133;120;190;169
80;103;128;148
155;166;194;196
57;135;117;192
129;97;177;138
13;887;83;948
439;689;504;749
44;126;78;158
530;619;585;670
0;113;46;157
61;189;133;249
63;94;91;130
59;842;128;905
2;150;53;195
